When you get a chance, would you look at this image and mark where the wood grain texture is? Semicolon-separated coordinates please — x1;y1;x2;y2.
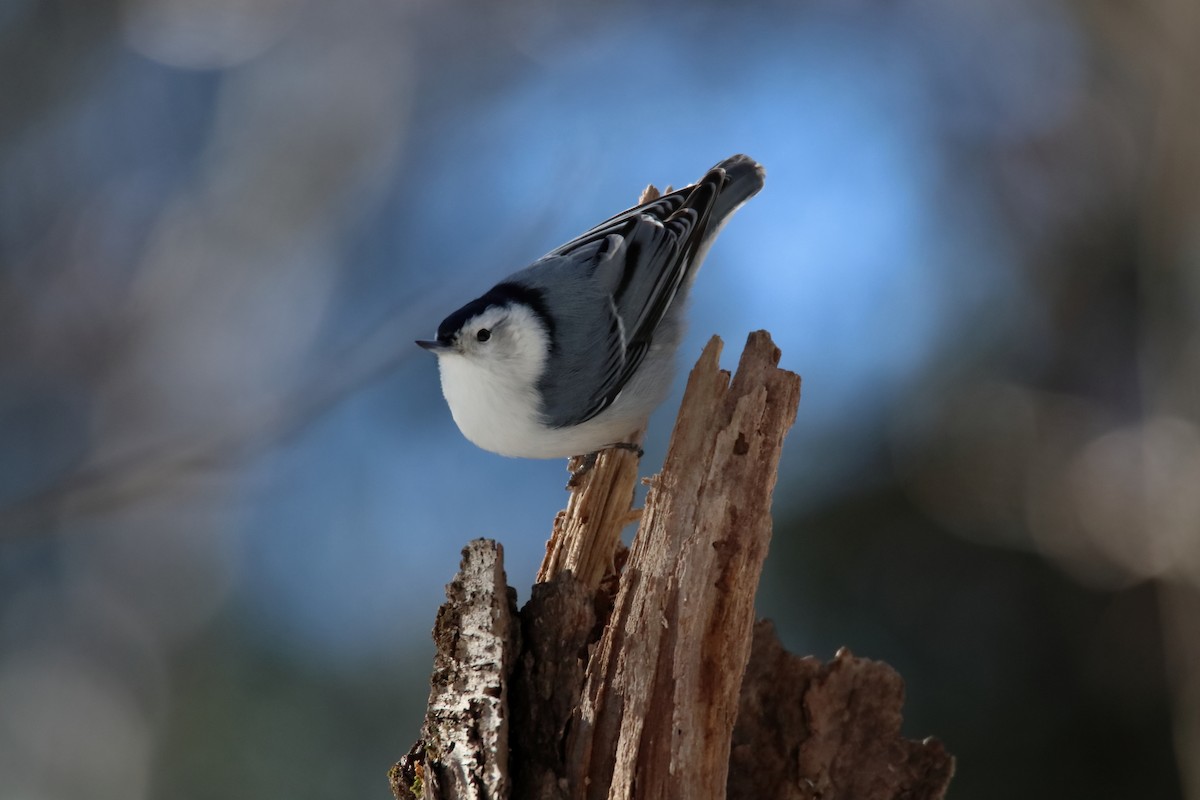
538;440;641;592
566;331;801;800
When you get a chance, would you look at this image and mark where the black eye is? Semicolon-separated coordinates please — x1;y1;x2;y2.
476;329;491;342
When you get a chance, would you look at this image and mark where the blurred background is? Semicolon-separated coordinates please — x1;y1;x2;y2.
1;0;1197;797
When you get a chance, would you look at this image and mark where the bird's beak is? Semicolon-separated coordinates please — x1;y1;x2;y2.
416;339;451;354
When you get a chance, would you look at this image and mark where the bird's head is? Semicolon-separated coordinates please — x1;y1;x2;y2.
417;283;553;380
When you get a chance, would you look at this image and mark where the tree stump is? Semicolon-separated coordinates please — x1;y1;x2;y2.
391;331;954;800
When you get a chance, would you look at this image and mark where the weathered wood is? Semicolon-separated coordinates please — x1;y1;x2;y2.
565;331;801;800
537;440;641;592
390;540;519;800
728;620;955;800
508;573;597;800
395;332;955;800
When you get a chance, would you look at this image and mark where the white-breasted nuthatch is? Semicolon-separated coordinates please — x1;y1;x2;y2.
417;154;765;459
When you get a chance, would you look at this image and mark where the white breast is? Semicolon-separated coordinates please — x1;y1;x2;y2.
434;302;560;458
437;353;551;457
437;346;673;459
433;302;671;459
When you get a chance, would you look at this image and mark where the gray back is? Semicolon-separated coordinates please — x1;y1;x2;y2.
521;155;764;428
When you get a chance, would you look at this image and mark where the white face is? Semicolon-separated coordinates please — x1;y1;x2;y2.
440;303;550;382
432;301;554;455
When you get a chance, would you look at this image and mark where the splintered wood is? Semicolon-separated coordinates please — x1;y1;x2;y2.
394;332;955;800
537;439;642;591
564;331;799;800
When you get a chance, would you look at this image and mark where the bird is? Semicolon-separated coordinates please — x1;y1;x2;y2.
416;154;765;460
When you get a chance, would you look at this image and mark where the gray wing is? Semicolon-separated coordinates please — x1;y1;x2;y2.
523;156;765;429
537;167;726;427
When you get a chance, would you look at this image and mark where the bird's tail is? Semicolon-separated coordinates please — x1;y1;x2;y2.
708;154;766;226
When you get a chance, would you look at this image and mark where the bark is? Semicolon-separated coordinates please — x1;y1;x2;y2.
390;540;519;800
393;331;954;800
729;621;954;800
508;573;596;800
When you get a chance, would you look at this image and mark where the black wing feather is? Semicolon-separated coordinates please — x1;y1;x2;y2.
555;168;727;424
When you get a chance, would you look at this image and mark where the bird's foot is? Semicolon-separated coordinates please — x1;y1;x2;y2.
609;441;645;458
565;442;644;489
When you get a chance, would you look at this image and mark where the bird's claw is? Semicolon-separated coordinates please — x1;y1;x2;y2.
565;443;643;489
609;442;645;458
